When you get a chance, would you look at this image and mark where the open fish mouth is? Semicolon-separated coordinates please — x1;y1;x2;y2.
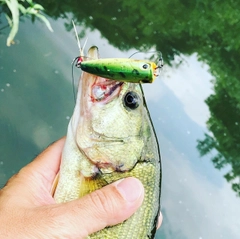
90;77;124;103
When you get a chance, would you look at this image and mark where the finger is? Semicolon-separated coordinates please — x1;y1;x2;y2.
52;177;144;238
157;211;163;229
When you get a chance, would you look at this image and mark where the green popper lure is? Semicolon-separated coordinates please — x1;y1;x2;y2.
72;20;163;84
75;57;163;83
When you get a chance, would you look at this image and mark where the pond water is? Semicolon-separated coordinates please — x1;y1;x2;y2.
1;1;240;238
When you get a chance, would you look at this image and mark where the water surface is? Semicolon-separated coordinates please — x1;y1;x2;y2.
1;2;240;238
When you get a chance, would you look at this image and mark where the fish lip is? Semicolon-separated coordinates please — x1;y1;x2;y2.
91;77;124;103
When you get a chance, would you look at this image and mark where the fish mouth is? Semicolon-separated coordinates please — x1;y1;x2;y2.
90;77;124;103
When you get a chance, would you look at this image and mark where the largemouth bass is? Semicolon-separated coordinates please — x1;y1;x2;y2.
53;46;161;239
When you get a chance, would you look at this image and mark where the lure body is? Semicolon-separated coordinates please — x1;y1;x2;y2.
77;58;161;83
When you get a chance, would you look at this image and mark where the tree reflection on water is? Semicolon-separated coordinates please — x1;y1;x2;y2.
2;0;240;195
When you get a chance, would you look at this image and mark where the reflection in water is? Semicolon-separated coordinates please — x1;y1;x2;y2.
1;1;240;238
145;61;240;238
197;88;240;197
157;134;240;239
34;0;240;195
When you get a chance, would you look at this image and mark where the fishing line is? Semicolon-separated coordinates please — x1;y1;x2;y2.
71;20;89;102
71;57;79;102
128;50;162;59
128;50;164;70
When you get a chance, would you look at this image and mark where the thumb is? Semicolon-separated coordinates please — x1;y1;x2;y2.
53;177;144;238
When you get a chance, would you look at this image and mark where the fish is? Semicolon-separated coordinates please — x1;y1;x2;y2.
53;46;162;239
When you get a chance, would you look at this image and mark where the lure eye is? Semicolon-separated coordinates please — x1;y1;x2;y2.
123;91;140;110
142;63;150;70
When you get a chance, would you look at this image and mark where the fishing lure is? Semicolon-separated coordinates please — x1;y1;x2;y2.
76;57;163;83
72;21;163;84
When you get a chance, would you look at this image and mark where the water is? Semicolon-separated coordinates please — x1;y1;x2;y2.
1;1;240;238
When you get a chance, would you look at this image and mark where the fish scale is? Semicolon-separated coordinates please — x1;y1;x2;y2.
89;162;161;239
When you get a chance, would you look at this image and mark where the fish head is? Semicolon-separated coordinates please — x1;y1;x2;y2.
73;46;148;176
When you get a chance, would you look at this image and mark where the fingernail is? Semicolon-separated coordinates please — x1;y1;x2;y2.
115;177;144;202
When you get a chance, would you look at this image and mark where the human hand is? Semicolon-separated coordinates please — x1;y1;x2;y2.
0;138;162;239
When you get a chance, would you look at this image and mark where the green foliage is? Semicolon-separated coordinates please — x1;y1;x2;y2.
197;85;240;196
2;0;19;46
197;134;217;157
0;0;53;46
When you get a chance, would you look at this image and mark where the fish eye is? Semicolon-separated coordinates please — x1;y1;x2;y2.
142;63;149;70
123;91;140;110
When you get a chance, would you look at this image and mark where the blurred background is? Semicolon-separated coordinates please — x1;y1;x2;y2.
1;0;240;238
